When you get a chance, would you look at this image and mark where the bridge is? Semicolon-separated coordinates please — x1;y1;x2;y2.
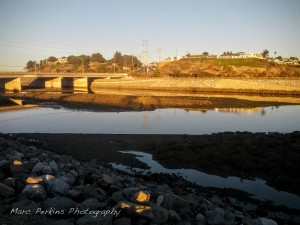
0;72;127;92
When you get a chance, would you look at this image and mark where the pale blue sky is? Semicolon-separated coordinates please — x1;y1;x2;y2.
0;0;300;71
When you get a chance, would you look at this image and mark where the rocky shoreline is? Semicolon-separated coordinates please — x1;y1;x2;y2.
1;134;299;225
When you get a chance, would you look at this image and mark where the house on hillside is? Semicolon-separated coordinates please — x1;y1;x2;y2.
57;57;68;64
219;52;245;59
247;53;263;59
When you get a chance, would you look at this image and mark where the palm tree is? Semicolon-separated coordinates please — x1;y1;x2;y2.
262;49;269;59
274;51;277;59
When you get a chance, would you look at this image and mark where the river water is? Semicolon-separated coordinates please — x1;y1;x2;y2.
0;105;300;134
1;103;300;209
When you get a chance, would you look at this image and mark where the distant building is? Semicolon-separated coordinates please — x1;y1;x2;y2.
57;57;68;64
247;53;263;59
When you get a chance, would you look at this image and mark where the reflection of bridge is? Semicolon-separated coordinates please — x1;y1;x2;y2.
0;72;127;92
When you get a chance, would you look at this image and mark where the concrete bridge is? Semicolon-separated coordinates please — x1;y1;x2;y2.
0;72;127;92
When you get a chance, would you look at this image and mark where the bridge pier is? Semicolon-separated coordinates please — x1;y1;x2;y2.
45;77;62;89
72;77;93;93
0;78;22;92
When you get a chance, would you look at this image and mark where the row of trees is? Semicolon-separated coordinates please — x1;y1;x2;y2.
25;52;142;72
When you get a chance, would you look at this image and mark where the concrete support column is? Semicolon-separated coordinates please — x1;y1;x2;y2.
0;78;22;92
45;77;62;89
73;77;93;92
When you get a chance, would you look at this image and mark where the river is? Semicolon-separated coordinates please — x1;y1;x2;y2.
0;104;300;134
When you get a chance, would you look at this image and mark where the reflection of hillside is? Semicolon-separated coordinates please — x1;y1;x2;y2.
186;107;263;115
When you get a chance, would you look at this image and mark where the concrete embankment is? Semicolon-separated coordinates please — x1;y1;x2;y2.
91;77;300;96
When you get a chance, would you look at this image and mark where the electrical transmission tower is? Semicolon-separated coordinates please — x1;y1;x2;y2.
158;48;161;62
142;40;149;75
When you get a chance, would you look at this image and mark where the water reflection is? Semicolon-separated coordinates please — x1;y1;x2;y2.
0;105;300;134
111;151;300;209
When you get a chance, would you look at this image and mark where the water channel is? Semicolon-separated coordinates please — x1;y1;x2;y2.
1;103;300;209
0;105;300;134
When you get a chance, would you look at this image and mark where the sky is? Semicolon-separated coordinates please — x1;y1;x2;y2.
0;0;300;71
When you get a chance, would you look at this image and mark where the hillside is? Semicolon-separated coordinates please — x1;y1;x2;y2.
158;58;300;78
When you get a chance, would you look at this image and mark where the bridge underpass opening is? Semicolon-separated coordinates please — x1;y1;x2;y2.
62;77;93;93
0;78;22;92
26;77;62;90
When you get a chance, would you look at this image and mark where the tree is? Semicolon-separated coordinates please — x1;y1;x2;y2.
25;60;37;72
90;53;106;62
203;52;209;56
262;49;269;59
48;56;58;63
274;51;277;58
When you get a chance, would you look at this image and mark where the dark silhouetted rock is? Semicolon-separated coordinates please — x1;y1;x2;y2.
43;196;77;211
0;182;15;197
252;217;278;225
76;214;113;225
206;207;224;225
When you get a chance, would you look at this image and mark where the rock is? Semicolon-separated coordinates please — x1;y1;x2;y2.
122;187;139;199
114;218;131;225
206;207;224;225
131;190;150;204
61;173;76;185
118;201;154;220
43;196;77;211
50;178;70;194
49;160;59;173
224;211;235;225
0;160;8;168
251;217;278;225
111;191;125;203
196;213;206;225
66;189;82;198
78;198;107;211
76;214;113;225
168;209;181;223
3;177;15;188
160;194;190;214
22;184;47;201
151;203;169;224
156;195;164;206
0;182;15;197
41;165;52;174
82;184;106;201
32;162;44;174
9;160;25;174
97;174;114;188
11;199;41;213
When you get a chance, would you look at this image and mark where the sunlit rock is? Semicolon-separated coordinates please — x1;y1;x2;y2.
22;184;47;201
26;176;43;184
131;190;150;204
118;201;154;220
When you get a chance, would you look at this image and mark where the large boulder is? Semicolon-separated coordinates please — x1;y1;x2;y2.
206;207;224;225
41;176;70;195
49;160;59;173
160;194;190;214
252;218;278;225
97;174;114;188
77;198;107;211
131;190;150;204
118;200;154;220
0;182;15;198
43;196;77;211
22;184;47;201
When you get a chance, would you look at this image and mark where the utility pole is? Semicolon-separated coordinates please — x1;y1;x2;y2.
158;48;161;62
113;57;116;74
142;40;149;75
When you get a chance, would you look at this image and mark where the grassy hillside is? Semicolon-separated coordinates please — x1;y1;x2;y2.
158;58;300;78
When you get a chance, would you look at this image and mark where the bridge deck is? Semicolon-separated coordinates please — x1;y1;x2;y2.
0;72;127;78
